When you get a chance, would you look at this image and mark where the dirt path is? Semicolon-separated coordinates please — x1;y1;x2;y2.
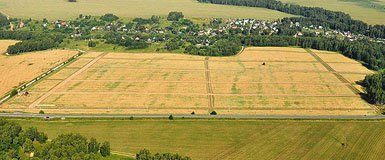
28;52;108;109
29;91;360;97
86;66;369;75
305;49;361;94
205;57;214;112
69;79;352;85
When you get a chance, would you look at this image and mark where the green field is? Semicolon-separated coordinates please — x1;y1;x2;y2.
9;118;385;160
280;0;385;25
0;0;293;20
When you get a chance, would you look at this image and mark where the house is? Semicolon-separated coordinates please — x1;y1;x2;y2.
19;22;24;28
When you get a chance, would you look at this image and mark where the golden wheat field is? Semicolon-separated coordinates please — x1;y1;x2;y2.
1;47;376;116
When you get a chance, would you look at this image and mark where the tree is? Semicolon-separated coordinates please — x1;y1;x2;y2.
39;133;89;159
39;110;44;114
210;111;217;115
165;40;179;51
100;13;119;22
167;12;184;21
100;141;110;157
88;40;96;47
169;115;174;120
0;13;9;28
36;132;48;143
23;139;34;153
68;0;77;2
88;138;100;154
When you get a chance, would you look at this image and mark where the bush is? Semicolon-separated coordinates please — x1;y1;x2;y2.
88;41;96;47
210;111;217;115
100;13;119;22
167;12;184;21
100;141;111;157
39;110;44;114
169;115;174;120
191;112;195;115
68;0;77;2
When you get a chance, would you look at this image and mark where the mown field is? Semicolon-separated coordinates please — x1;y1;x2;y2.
0;0;293;20
9;118;385;160
1;47;375;116
280;0;385;25
0;40;78;96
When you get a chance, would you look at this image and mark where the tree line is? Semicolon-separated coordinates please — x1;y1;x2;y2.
0;119;111;159
0;31;65;54
197;0;385;39
185;38;242;56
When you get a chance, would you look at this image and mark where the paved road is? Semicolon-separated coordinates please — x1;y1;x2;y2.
0;113;384;119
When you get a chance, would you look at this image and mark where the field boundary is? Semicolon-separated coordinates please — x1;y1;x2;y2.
0;50;85;105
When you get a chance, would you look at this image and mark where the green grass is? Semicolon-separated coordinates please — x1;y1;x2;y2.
280;0;385;25
9;118;385;160
0;0;294;21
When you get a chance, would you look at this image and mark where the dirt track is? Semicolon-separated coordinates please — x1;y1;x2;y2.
28;91;359;97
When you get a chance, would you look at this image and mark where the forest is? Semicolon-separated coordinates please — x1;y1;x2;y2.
197;0;385;39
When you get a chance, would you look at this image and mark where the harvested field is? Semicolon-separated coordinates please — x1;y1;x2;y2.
2;47;375;115
0;49;78;96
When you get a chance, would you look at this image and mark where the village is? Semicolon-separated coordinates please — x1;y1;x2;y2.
8;14;385;51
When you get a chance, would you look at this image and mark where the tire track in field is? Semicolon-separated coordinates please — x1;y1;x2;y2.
28;91;360;97
27;52;108;109
85;66;369;75
305;49;361;94
95;57;360;64
69;79;353;85
205;57;214;112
